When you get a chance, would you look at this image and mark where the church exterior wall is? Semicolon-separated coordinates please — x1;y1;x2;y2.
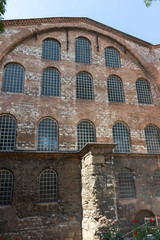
0;17;160;239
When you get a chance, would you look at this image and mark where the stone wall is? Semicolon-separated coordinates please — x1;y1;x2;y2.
0;18;160;240
114;153;160;233
81;144;117;240
0;152;81;240
81;145;160;239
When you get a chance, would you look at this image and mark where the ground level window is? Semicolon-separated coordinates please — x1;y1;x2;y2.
0;169;13;205
39;169;58;203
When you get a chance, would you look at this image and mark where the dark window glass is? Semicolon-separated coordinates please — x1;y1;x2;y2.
0;170;13;205
0;115;16;151
42;39;60;61
118;170;136;199
145;125;160;153
77;120;95;150
3;64;24;93
39;169;58;203
113;122;131;153
42;68;60;96
76;72;94;100
75;37;91;64
37;118;58;151
136;79;153;104
107;76;124;102
153;169;160;197
105;48;121;68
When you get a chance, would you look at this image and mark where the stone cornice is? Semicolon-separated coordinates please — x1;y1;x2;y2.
79;143;116;157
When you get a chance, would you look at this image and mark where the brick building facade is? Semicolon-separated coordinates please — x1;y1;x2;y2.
0;17;160;239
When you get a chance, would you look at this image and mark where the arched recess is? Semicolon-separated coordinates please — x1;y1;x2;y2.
135;210;155;225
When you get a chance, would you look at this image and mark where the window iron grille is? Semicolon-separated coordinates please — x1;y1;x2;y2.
75;37;91;64
77;120;95;150
3;64;24;93
76;72;94;100
42;39;60;61
42;68;60;96
39;169;58;203
105;47;121;68
37;118;58;151
0;170;13;205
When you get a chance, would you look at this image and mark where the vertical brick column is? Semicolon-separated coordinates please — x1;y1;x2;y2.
80;144;117;240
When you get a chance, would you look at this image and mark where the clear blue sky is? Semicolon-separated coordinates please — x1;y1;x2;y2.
3;0;160;45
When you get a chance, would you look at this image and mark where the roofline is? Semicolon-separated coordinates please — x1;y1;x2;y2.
3;17;158;47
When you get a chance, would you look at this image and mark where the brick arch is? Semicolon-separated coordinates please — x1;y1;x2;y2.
1;19;160;91
135;209;155;225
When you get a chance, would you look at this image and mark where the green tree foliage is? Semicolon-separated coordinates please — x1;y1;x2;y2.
0;0;6;33
144;0;159;7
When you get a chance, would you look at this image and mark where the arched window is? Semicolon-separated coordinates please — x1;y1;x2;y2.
107;75;124;102
3;63;24;93
39;169;58;203
136;79;153;104
77;120;96;150
75;37;91;64
118;169;136;199
42;39;60;61
0;169;13;205
145;125;160;153
153;169;160;197
76;72;94;100
105;47;121;68
113;122;131;153
42;68;60;96
0;115;16;151
37;118;58;151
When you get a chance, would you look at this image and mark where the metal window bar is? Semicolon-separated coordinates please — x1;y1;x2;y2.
107;76;124;102
77;120;95;150
3;64;24;93
0;170;13;205
42;68;60;96
118;170;136;199
37;118;58;151
113;122;131;153
76;72;94;100
153;169;160;197
145;126;160;154
136;79;153;104
75;37;91;64
39;169;58;203
42;39;60;61
0;115;16;151
105;48;121;68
